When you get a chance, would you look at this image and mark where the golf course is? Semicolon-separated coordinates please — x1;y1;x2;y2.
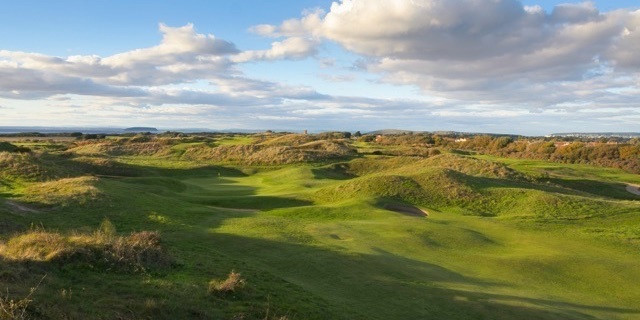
0;132;639;319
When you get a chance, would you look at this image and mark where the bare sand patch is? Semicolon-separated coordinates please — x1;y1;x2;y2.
625;184;640;196
384;204;428;217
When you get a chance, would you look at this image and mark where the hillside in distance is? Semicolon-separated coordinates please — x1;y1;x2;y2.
0;131;639;319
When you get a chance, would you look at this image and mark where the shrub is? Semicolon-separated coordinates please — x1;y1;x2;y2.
208;271;246;295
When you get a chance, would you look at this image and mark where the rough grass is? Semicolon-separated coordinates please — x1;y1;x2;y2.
182;140;355;165
0;223;172;272
0;142;29;153
0;152;50;181
69;140;173;157
20;176;101;207
256;133;317;147
0;284;38;320
208;271;247;295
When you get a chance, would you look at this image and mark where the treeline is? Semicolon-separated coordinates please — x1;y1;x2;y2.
457;135;640;173
360;132;640;173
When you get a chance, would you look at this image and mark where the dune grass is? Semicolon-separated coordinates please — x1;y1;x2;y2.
0;138;639;319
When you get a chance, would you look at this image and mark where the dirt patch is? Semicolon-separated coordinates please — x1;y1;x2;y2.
625;184;640;196
4;200;39;215
384;204;428;217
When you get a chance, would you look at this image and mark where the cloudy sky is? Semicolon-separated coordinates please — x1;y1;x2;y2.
0;0;638;135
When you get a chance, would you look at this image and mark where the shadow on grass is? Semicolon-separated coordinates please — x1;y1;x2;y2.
181;195;312;210
208;233;640;320
3;228;638;320
546;178;640;200
311;163;357;180
457;172;639;200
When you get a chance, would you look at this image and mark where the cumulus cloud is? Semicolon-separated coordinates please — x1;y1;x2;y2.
258;0;640;107
0;23;237;94
1;5;639;135
606;10;640;70
232;37;318;62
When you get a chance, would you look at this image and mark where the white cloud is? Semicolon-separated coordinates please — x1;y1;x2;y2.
258;0;640;108
606;10;640;70
232;37;318;62
1;5;639;135
0;23;237;89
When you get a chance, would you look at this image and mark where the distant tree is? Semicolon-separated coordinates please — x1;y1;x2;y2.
343;131;352;139
359;135;376;142
354;131;362;137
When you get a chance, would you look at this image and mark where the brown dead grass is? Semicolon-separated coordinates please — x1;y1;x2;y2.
0;223;172;273
208;271;246;295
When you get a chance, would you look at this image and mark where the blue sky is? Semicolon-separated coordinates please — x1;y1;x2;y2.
0;0;639;135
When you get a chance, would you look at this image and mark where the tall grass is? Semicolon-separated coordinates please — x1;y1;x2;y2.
0;221;172;273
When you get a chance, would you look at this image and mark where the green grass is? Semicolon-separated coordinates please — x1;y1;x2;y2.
0;139;639;319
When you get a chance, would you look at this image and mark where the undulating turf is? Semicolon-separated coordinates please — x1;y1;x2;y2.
0;138;639;319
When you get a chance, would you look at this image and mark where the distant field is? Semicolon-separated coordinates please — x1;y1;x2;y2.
0;134;639;319
0;136;77;142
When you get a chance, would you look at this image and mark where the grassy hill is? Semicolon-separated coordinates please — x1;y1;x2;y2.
0;135;639;319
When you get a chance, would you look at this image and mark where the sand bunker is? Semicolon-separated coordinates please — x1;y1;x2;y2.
384;204;428;217
625;184;640;196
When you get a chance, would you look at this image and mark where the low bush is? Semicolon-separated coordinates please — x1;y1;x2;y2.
208;271;246;295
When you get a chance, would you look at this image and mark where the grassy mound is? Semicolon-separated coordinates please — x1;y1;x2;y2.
0;142;30;153
333;154;523;179
257;133;318;146
314;160;630;218
314;167;477;209
183;140;355;164
337;156;425;176
0;226;172;272
70;140;173;157
69;156;140;177
419;154;526;179
20;176;101;207
0;152;52;181
480;188;635;219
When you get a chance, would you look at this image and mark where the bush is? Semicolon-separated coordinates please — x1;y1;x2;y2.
208;271;246;295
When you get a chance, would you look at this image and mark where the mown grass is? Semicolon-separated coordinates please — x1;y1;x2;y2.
0;137;638;319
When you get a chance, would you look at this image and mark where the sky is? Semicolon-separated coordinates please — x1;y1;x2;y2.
0;0;639;135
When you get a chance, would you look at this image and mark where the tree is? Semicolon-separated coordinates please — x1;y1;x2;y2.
354;131;362;137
